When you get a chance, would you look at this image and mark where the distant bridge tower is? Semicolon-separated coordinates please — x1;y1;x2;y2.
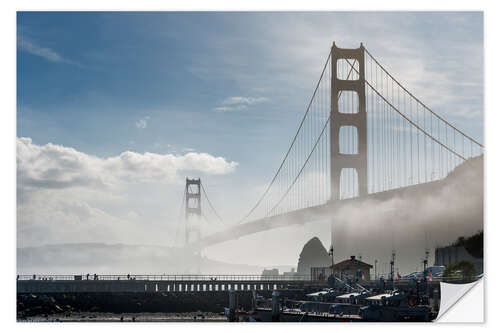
330;42;368;201
185;178;202;246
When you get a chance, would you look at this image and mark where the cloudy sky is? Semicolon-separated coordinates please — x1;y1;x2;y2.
17;12;483;273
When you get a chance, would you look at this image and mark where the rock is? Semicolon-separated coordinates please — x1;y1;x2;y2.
297;237;331;275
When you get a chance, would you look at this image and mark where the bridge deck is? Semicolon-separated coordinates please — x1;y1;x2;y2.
196;179;444;248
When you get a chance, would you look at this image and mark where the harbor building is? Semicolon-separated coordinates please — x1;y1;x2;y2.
311;256;373;281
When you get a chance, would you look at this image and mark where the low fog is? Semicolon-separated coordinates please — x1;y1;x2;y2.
18;152;483;276
17;243;293;275
205;156;483;275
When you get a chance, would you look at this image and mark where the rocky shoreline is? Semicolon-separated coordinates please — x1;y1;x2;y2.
18;311;226;322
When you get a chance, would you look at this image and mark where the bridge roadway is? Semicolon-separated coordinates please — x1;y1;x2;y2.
17;275;316;294
196;178;444;248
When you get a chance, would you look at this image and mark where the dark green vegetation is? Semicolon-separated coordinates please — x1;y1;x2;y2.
442;260;478;279
448;230;483;258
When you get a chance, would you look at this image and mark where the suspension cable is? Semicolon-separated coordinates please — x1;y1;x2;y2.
338;53;469;161
173;185;187;247
364;47;484;149
200;182;225;225
237;50;333;224
266;64;357;215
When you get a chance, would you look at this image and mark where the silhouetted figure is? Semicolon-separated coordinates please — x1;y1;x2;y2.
94;274;98;281
127;274;130;280
86;273;89;280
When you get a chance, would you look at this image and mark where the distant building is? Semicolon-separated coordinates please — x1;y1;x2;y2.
261;268;279;278
283;268;297;278
311;256;373;281
435;246;483;274
333;256;373;281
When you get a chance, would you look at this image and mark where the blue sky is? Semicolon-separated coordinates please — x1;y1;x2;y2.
18;12;483;172
17;12;484;269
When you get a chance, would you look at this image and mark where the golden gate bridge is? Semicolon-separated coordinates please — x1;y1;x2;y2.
179;42;484;250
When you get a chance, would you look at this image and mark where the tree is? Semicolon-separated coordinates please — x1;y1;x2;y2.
443;260;477;279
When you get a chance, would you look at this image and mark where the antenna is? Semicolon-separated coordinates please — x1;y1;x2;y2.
329;219;335;269
422;231;430;275
422;231;429;271
390;249;396;290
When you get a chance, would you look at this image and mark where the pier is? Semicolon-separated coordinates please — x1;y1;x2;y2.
17;274;317;294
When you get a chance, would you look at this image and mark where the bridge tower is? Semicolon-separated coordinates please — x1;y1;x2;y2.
185;178;202;246
330;42;368;201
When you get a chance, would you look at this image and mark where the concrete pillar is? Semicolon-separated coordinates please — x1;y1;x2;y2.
228;290;236;322
271;290;280;322
433;288;440;313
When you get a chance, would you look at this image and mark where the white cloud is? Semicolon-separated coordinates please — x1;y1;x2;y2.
17;137;238;248
213;105;247;112
135;116;150;129
17;137;238;190
222;96;269;106
18;37;79;65
213;96;268;112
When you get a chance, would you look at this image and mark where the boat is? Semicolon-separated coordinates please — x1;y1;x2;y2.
359;291;433;321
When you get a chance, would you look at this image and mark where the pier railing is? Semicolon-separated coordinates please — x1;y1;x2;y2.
17;274;481;284
17;274;313;282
